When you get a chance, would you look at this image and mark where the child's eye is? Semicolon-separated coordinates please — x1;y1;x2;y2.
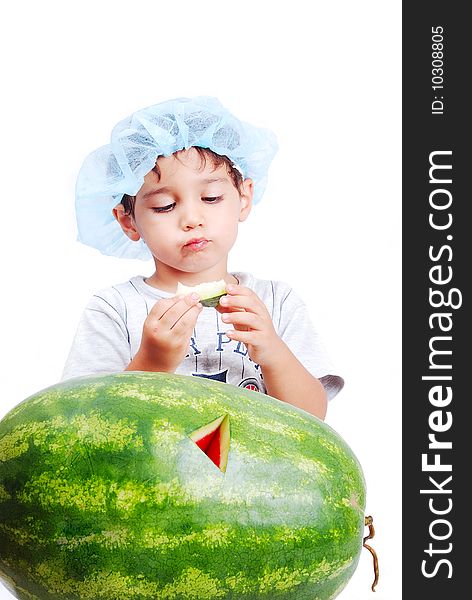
202;196;223;203
152;203;176;213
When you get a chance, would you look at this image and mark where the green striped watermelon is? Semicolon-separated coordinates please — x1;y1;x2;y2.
0;372;366;600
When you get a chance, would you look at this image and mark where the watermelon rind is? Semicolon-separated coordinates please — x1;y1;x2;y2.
176;279;227;307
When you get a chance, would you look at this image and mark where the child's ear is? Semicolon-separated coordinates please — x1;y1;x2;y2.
239;178;253;222
113;204;141;241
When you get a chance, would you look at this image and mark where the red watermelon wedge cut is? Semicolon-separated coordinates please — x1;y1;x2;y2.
189;414;230;472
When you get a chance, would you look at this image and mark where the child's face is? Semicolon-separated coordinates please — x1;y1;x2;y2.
115;148;253;280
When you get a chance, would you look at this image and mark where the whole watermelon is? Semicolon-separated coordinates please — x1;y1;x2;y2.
0;372;366;600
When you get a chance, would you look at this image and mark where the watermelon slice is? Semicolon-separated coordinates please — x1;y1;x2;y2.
176;279;227;307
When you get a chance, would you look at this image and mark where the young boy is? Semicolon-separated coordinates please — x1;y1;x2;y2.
63;96;343;419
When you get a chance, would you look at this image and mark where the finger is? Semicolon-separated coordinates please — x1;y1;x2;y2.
225;329;253;345
220;311;261;330
225;284;253;296
149;295;185;320
215;303;246;315
170;303;202;332
158;294;201;324
219;292;264;314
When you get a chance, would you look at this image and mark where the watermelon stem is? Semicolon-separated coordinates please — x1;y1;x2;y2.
363;515;379;592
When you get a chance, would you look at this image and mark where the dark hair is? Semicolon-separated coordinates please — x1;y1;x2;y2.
121;147;244;216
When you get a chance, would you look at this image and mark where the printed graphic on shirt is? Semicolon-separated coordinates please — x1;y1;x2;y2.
238;377;261;392
180;304;268;394
185;327;264;393
192;370;228;383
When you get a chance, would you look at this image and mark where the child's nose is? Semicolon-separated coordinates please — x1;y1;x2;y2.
180;200;204;230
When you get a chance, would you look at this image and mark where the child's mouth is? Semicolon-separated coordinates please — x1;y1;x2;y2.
183;238;209;252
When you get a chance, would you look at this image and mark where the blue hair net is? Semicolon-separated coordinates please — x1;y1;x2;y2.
75;96;278;260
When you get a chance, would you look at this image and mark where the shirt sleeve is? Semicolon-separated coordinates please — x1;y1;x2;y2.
61;293;131;380
276;288;344;401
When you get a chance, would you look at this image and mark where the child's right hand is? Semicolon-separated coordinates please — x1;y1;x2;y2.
126;294;202;373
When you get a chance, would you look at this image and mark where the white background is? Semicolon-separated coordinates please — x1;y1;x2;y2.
0;1;401;599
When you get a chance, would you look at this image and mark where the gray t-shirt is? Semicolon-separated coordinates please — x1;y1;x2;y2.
62;272;344;400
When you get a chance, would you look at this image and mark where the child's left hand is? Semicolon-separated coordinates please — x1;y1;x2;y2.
216;284;284;367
